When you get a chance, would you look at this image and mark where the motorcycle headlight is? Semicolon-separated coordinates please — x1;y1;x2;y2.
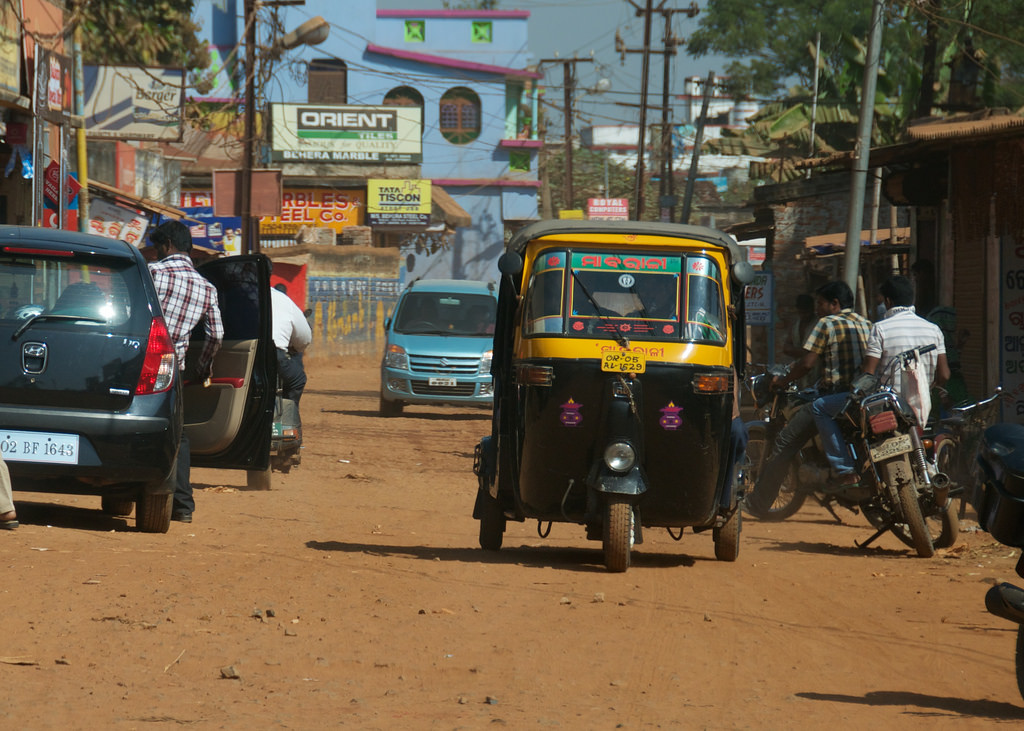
478;349;493;375
603;441;636;473
384;344;409;370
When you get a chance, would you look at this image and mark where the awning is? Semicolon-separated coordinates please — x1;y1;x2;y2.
802;226;909;258
805;227;910;250
88;179;196;222
431;185;472;228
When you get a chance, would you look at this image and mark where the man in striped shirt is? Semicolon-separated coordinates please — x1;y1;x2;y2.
148;221;224;523
745;280;871;517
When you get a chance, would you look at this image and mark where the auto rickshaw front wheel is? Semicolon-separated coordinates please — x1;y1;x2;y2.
604;496;634;572
713;507;741;562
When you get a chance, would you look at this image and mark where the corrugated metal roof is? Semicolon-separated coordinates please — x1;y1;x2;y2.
906;112;1024;141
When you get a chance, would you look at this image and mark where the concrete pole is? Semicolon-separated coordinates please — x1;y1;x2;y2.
632;0;654;220
843;0;884;293
241;0;257;254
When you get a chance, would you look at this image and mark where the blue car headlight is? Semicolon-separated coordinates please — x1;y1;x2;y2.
385;344;409;370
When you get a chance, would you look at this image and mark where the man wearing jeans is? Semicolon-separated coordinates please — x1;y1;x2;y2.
744;280;871;518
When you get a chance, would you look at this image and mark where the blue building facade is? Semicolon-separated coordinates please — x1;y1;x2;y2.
191;2;541;285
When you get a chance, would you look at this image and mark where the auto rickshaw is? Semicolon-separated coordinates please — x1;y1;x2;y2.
472;220;755;571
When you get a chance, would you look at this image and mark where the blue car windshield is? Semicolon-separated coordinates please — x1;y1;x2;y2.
394;292;496;336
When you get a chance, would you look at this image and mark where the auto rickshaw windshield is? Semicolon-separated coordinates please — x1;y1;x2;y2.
521;248;725;344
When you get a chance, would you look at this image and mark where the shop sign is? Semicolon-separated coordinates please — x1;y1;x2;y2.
270;104;422;163
587;198;629;220
0;4;19;95
367;179;430;227
33;44;70;124
183;188;365;238
744;272;773;326
82;66;185;141
88;198;148;246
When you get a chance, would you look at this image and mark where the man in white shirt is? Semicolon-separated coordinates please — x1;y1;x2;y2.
271;284;313;408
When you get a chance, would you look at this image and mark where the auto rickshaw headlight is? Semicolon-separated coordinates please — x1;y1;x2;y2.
384;343;409;369
478;349;493;375
604;442;636;472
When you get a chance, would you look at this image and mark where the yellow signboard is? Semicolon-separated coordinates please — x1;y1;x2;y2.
367;179;430;226
559;209;585;220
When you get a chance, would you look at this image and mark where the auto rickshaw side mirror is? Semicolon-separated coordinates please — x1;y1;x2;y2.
498;251;524;276
732;260;756;286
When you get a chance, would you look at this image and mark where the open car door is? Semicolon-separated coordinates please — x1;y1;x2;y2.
183;254;276;471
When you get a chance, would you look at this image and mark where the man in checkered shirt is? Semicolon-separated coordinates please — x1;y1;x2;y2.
745;280;871;518
148;220;224;524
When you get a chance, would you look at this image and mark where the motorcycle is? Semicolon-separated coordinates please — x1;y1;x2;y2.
974;421;1024;700
742;344;957;557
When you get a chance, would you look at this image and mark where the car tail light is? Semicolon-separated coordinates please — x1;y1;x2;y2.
136;316;177;395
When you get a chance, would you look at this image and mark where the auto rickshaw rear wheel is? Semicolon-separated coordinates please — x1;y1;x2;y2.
713;507;741;562
477;492;505;551
604;496;634;572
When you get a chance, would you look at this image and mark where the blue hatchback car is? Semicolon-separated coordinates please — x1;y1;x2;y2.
380;279;497;416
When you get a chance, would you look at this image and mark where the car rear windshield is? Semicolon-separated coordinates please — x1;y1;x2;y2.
394;291;496;336
522;249;725;343
0;252;148;334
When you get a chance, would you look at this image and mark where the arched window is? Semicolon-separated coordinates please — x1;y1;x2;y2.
439;87;481;144
308;59;347;103
383;86;424;108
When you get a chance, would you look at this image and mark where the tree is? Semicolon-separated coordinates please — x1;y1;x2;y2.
78;0;209;71
688;0;1024;117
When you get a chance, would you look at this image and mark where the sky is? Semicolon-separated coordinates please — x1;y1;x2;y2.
374;0;734;132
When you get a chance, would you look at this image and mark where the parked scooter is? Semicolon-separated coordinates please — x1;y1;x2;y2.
975;422;1024;700
742;345;957;557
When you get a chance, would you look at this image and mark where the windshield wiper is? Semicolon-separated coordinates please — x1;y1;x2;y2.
571;270;630;349
12;314;107;340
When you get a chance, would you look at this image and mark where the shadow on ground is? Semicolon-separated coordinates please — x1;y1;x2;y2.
796;690;1024;720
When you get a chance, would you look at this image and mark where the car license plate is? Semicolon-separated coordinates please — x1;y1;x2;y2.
0;430;80;465
429;377;457;387
869;433;913;462
601;350;646;373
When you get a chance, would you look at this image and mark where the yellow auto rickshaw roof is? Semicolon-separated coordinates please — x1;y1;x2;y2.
506;219;744;263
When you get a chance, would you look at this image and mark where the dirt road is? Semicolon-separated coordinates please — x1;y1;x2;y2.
2;359;1023;729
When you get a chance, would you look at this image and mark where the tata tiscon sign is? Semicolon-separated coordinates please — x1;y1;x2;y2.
271;103;422;163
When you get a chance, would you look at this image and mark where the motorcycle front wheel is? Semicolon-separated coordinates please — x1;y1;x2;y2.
743;422;806;521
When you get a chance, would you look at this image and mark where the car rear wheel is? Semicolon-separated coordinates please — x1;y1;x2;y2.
137;492;171;533
247;466;272;490
101;497;134;517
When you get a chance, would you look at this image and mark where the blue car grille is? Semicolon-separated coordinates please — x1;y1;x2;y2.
408;354;480;375
410;380;477;396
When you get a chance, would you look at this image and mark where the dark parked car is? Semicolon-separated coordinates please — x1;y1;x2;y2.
0;226;275;532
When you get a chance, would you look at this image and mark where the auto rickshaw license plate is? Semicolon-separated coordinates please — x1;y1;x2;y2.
601;350;646;373
869;432;913;461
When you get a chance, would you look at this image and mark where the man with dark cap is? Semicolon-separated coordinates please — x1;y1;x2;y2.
148;220;224;523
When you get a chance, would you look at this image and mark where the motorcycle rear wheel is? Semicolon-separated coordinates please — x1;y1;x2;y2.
743;422;807;521
892;462;935;558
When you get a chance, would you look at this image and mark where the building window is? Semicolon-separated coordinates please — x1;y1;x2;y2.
308;59;347;103
405;20;425;42
509;150;530;172
471;21;492;43
383;86;424;108
439;87;481;145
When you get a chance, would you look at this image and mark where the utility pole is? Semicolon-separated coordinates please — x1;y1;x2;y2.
843;0;884;295
539;56;594;212
241;0;257;254
620;1;698;221
680;71;713;224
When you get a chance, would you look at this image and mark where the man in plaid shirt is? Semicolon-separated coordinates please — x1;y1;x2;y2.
148;221;224;524
745;280;871;518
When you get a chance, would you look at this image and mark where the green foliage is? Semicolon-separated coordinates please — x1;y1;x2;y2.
79;0;209;70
